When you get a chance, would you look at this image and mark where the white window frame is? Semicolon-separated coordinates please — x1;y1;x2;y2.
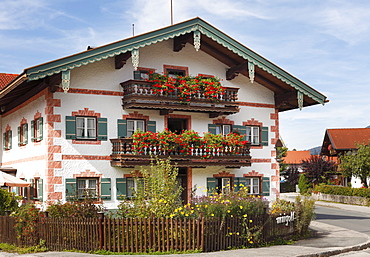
77;178;98;198
127;119;145;138
215;124;231;135
246;126;260;145
76;117;97;139
245;177;260;195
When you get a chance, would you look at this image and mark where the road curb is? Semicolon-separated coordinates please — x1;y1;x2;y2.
297;236;370;257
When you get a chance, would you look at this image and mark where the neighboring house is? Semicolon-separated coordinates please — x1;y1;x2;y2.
283;150;312;174
321;128;370;187
0;17;327;210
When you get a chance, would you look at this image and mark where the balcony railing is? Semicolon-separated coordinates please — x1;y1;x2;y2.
110;138;251;168
121;80;240;116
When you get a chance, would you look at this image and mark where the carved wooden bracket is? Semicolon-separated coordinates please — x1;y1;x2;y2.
115;52;132;69
173;34;193;52
226;62;249;80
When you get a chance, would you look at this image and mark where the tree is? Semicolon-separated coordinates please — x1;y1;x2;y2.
0;189;20;215
284;166;300;186
301;155;337;185
276;146;288;173
340;144;370;188
117;157;183;218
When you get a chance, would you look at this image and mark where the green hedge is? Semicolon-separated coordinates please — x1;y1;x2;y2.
314;185;370;198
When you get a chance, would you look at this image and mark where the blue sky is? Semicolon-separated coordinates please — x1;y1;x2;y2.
1;0;369;150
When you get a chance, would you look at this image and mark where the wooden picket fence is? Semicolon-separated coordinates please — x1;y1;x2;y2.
0;212;298;253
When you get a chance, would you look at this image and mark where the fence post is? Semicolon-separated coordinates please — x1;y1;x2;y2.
5;210;10;216
44;211;49;217
98;212;105;250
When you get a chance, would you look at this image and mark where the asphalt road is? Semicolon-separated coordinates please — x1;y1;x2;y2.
315;205;370;236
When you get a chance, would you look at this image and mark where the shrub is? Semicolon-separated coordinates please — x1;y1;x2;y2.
298;173;311;194
12;204;44;242
0;189;20;215
46;197;104;218
294;196;315;235
314;185;370;198
117;157;183;218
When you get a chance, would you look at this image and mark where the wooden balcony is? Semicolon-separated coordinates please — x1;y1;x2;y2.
110;138;251;168
121;80;240;117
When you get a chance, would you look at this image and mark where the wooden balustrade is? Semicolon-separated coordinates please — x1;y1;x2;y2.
110;138;251;168
120;80;240;116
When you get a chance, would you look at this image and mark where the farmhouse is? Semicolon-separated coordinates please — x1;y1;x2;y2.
0;18;327;209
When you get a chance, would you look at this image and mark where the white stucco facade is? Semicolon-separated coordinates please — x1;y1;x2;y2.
1;37;281;210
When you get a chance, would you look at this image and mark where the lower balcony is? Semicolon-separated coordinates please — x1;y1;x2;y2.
110;138;251;168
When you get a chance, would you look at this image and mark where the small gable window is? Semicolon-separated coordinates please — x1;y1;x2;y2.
18;123;28;146
31;117;43;142
3;130;12;150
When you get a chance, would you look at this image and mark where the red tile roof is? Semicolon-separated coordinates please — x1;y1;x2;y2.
0;73;18;90
328;128;370;150
283;150;311;164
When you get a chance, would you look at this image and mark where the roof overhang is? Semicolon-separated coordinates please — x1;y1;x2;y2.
1;17;327;113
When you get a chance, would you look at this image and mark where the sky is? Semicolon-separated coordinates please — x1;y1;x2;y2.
1;0;370;151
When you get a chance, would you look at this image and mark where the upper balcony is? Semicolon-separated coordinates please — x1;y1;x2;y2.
121;80;240;117
110;138;251;168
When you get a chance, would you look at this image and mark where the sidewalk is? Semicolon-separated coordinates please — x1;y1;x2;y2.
1;194;370;257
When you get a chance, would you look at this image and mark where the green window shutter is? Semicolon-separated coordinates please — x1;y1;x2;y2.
24;123;28;144
147;120;156;133
261;126;269;146
38;179;43;201
38;117;43;141
116;178;127;200
133;70;141;80
18;126;21;146
31;120;35;142
234;177;247;192
208;124;217;135
233;125;247;140
66;116;76;140
206;177;217;194
97;117;108;141
66;178;77;201
117;119;127;138
8;130;12;150
262;177;270;196
101;178;111;200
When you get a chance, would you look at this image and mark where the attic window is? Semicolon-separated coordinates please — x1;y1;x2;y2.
163;65;188;78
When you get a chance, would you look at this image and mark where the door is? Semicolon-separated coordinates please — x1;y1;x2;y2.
167;118;188;134
176;167;188;203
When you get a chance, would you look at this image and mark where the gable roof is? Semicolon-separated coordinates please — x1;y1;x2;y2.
283;151;312;164
0;17;327;114
325;128;370;151
0;73;18;90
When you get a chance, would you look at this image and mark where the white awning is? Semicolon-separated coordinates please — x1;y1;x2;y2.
0;171;30;187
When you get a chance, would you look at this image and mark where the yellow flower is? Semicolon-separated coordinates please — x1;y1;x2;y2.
230;215;234;217
181;212;185;215
185;214;189;217
249;220;253;223
211;213;214;216
243;214;247;217
236;232;240;235
239;206;243;209
229;232;233;235
227;210;231;213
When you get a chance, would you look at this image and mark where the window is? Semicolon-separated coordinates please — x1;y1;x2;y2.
126;177;144;198
31;117;43;142
31;178;43;201
246;126;259;145
77;178;98;198
215;124;231;135
245;178;260;195
127;119;145;138
3;130;12;150
18;123;28;146
76;117;96;139
166;69;186;78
